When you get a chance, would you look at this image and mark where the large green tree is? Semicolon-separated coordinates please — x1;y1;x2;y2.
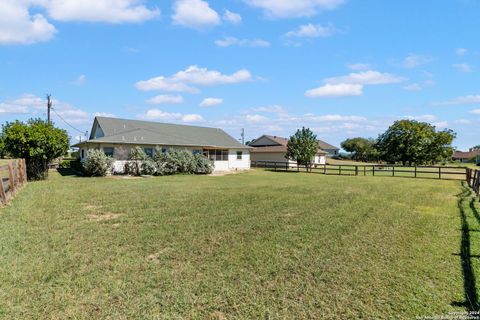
286;127;318;171
376;120;456;165
1;119;69;180
341;137;379;162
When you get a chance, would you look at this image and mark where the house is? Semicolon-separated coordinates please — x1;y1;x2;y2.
73;116;251;173
453;148;480;164
248;134;330;166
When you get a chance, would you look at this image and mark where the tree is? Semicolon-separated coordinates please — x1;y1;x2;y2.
376;120;456;165
286;127;318;171
341;137;379;162
1;119;69;180
0;137;6;159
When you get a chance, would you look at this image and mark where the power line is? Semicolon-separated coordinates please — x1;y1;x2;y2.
50;107;86;135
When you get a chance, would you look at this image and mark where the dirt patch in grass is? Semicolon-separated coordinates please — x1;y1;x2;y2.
87;213;125;222
83;204;103;211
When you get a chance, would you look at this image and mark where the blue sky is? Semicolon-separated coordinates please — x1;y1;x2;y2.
0;0;479;150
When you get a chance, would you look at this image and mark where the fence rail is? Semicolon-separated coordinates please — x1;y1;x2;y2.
0;159;27;206
467;168;480;202
251;161;468;181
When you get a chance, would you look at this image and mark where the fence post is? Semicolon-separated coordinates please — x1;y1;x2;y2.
438;167;441;180
392;166;395;177
339;166;342;175
8;162;15;196
373;166;375;176
414;166;417;178
22;159;27;183
324;164;326;174
355;166;358;176
0;177;6;204
364;166;366;176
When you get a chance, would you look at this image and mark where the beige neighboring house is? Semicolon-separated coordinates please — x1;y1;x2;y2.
73;116;251;173
249;135;330;166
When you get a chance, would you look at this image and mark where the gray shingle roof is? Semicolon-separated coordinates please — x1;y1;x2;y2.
75;117;249;149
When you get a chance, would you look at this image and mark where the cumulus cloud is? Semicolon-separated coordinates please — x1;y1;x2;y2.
215;37;270;48
285;23;336;38
305;114;367;122
72;74;87;86
146;94;184;105
172;0;220;29
435;95;480;106
347;63;371;71
223;10;242;24
200;97;223;107
42;0;159;23
0;1;56;45
453;63;473;73
305;83;363;98
470;109;480;115
324;70;405;85
403;53;431;69
135;76;199;93
403;114;438;122
456;48;468;56
140;108;204;123
245;114;267;123
251;105;286;113
244;0;344;18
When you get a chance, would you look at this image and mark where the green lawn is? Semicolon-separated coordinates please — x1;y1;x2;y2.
0;169;479;319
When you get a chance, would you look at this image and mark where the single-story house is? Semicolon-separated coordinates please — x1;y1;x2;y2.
453;148;480;163
73;116;251;173
248;134;329;166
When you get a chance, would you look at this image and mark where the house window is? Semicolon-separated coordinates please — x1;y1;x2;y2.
144;148;154;158
161;147;168;153
192;150;202;155
103;147;114;157
236;151;243;160
203;149;229;161
81;149;85;159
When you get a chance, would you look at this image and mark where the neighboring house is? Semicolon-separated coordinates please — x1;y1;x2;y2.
73;116;251;173
248;135;329;166
453;148;480;163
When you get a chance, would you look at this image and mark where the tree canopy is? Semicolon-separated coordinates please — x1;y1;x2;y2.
1;119;69;180
341;137;379;162
376;120;456;165
286;127;318;169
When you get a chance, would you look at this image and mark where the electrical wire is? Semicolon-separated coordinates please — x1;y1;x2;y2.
50;107;86;135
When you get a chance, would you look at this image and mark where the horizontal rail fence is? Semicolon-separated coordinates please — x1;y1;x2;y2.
467;169;480;202
0;159;28;206
251;161;468;181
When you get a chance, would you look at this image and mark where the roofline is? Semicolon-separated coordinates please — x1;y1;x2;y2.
71;140;253;149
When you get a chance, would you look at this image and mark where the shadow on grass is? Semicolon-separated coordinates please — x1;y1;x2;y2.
56;168;83;177
452;182;480;311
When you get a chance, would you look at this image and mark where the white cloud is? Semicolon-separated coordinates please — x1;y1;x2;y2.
72;74;87;86
433;121;448;129
404;114;438;122
200;97;223;107
285;23;336;38
305;83;363;98
403;83;422;91
453;63;473;73
223;10;242;24
93;112;116;117
403;53;431;69
136;66;252;94
0;1;56;45
456;48;468;56
251;105;286;113
215;37;270;48
435;95;480;106
146;94;184;105
347;63;371;71
325;70;405;85
42;0;160;23
455;119;471;124
244;0;344;18
172;0;220;29
305;114;367;122
470;109;480;115
246;114;267;123
140;108;203;123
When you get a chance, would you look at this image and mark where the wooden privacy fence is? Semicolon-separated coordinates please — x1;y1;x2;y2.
467;168;480;202
0;159;28;206
251;161;468;181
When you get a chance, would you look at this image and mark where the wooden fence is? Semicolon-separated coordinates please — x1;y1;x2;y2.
467;168;480;202
251;161;468;181
0;159;28;206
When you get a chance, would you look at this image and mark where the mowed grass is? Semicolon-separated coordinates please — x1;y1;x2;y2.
0;169;479;319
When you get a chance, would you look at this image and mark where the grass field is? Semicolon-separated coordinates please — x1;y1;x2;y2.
0;169;479;319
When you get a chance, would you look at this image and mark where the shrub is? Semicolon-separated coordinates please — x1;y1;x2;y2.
126;147;149;176
141;159;156;175
194;154;214;174
59;159;71;168
153;148;213;175
83;149;114;177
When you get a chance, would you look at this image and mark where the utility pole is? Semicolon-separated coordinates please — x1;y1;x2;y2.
241;128;245;145
47;94;52;124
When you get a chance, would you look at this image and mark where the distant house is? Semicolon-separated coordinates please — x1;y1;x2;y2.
453;147;480;163
249;134;332;166
73;117;251;173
